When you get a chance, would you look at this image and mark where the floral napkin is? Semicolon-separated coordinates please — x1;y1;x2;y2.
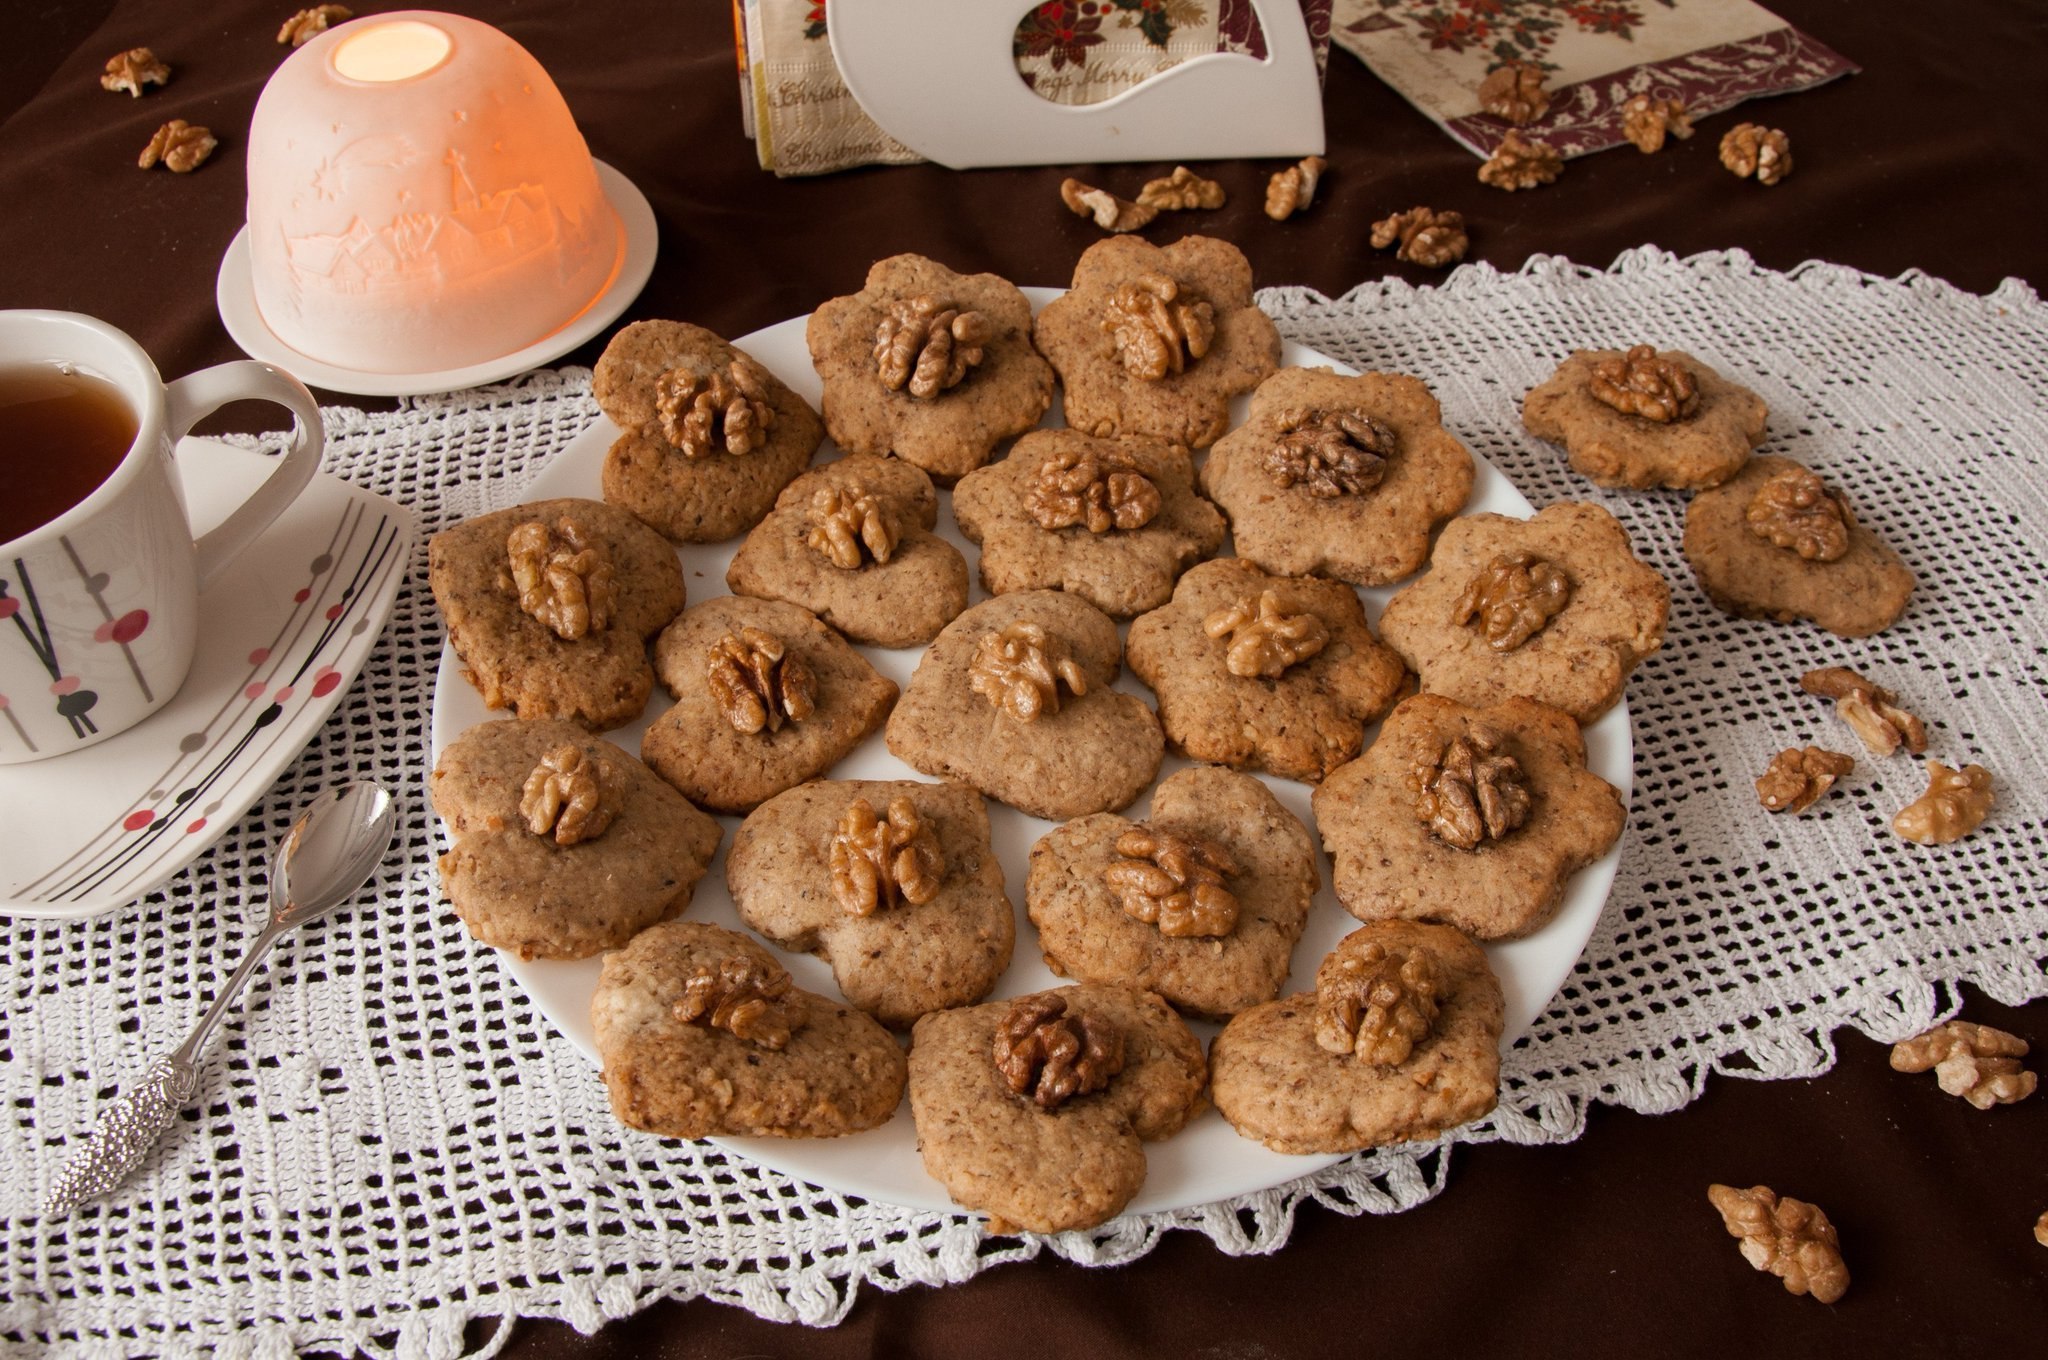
1328;0;1855;158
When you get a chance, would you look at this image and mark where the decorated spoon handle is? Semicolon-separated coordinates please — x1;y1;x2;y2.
39;1053;201;1217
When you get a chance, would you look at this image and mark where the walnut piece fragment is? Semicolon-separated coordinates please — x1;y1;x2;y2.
1721;123;1794;185
1621;94;1693;153
1478;132;1562;191
1102;824;1240;939
829;795;943;917
1707;1184;1850;1304
1314;935;1442;1066
1204;589;1330;679
705;626;817;735
279;5;352;46
1265;155;1327;220
1892;760;1994;845
1370;207;1469;268
969;620;1087;722
1060;177;1160;234
2037;1212;2048;1248
1756;746;1854;814
1453;551;1571;652
102;47;169;97
1889;1020;2037;1109
874;295;993;399
1137;166;1226;212
1412;726;1533;850
1799;666;1926;757
1478;60;1550;126
993;992;1126;1111
139;120;216;173
520;743;621;846
507;517;615;641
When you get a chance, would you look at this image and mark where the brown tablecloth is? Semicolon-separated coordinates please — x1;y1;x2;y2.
4;2;2045;1355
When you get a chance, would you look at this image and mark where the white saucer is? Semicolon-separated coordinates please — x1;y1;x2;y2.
216;160;657;398
0;441;413;919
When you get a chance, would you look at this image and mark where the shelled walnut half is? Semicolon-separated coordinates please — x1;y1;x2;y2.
992;993;1125;1110
1746;465;1851;562
969;621;1087;722
1707;1184;1850;1304
1101;824;1240;938
1025;447;1161;534
1411;727;1533;851
1103;272;1215;380
139;120;216;174
1136;166;1226;212
1721;123;1793;185
829;795;944;917
674;954;806;1050
278;5;352;46
1798;666;1926;757
520;744;621;846
706;626;816;735
874;294;993;398
1452;551;1571;651
1060;177;1160;234
1889;1020;2037;1109
1892;760;1994;845
1315;938;1442;1066
1264;407;1396;496
1369;207;1469;268
656;359;776;458
1203;590;1329;680
1621;94;1693;153
1478;132;1562;191
102;47;170;97
806;485;895;568
1265;155;1327;220
1755;746;1854;814
506;517;615;641
1588;345;1700;424
1477;60;1550;126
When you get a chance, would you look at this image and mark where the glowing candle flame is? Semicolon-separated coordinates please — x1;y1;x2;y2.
331;19;453;83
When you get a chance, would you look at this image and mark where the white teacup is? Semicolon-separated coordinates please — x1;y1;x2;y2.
0;311;323;764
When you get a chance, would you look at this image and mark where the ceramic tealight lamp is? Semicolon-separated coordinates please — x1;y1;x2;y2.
245;10;625;376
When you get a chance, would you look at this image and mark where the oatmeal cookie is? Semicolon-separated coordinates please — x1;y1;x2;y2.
1201;367;1475;586
807;253;1053;483
725;454;970;648
907;983;1207;1233
593;320;824;543
428;497;686;731
727;779;1014;1029
1522;346;1767;491
1377;502;1669;723
1210;921;1503;1154
951;429;1226;618
1033;234;1281;449
640;596;896;814
1126;558;1410;783
592;920;906;1139
1312;694;1625;939
1683;455;1914;636
1026;765;1319;1020
885;590;1164;821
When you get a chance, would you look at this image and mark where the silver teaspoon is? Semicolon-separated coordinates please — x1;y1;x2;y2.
40;781;398;1217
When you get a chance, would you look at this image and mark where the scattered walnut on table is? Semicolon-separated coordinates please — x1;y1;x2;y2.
874;294;993;398
1892;760;1994;845
1103;271;1215;381
1136;165;1226;212
1588;345;1700;423
1315;938;1443;1065
101;47;170;97
1755;746;1854;814
1798;666;1926;757
674;954;805;1050
992;993;1125;1110
1264;406;1397;496
2036;1211;2048;1248
1203;589;1330;680
278;5;352;47
1707;1184;1850;1304
656;359;776;458
1477;60;1550;127
969;621;1088;722
1452;551;1571;651
1721;123;1793;185
1101;824;1240;938
1025;447;1161;534
506;517;615;641
519;744;621;846
706;626;816;735
1745;464;1851;562
805;484;895;569
829;795;944;917
1369;207;1469;268
1478;131;1562;191
1411;726;1533;851
138;120;216;173
1889;1020;2037;1109
1621;93;1693;153
1265;155;1327;220
1060;177;1159;234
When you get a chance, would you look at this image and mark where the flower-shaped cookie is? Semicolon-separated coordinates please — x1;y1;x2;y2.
1033;234;1281;449
951;429;1227;617
1377;501;1669;724
593;320;824;542
592;920;906;1139
1026;764;1319;1020
1210;921;1503;1154
807;253;1054;482
1522;346;1767;491
1313;694;1625;939
728;779;1014;1029
726;454;970;647
907;983;1207;1233
886;590;1164;821
428;497;686;731
1126;558;1411;783
640;596;896;814
1202;367;1475;586
1683;455;1914;637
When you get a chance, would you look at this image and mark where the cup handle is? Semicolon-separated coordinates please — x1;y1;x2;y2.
164;361;326;589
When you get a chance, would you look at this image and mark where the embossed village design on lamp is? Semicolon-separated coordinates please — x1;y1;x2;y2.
246;11;625;375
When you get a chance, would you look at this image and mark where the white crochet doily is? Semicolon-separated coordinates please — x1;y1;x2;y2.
5;248;2045;1358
